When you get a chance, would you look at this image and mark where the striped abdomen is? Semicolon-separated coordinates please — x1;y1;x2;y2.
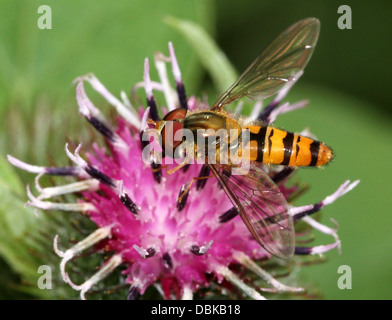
244;125;333;167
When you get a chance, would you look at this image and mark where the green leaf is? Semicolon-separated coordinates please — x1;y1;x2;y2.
166;16;238;94
0;155;71;299
0;175;40;283
0;0;214;111
0;155;24;197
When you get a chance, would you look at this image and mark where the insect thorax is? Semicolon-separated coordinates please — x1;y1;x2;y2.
183;111;244;165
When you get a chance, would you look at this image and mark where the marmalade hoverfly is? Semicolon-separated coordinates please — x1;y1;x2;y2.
151;18;333;259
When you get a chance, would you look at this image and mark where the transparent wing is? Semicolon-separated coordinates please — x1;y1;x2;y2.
213;18;320;109
209;163;294;258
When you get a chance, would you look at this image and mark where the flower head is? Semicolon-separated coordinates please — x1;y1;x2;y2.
8;42;359;300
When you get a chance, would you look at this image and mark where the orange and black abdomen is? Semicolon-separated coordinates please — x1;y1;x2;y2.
245;125;333;167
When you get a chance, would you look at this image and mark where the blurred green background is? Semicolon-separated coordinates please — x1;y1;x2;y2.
0;0;391;299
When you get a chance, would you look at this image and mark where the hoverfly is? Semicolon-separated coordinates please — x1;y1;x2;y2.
151;18;333;259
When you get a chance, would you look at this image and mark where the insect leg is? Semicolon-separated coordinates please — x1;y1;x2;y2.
150;156;191;176
176;175;215;211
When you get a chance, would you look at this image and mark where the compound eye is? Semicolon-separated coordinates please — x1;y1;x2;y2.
161;121;184;151
161;108;187;152
163;108;187;121
161;108;187;153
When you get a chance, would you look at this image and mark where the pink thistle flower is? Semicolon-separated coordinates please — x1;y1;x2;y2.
8;42;359;300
